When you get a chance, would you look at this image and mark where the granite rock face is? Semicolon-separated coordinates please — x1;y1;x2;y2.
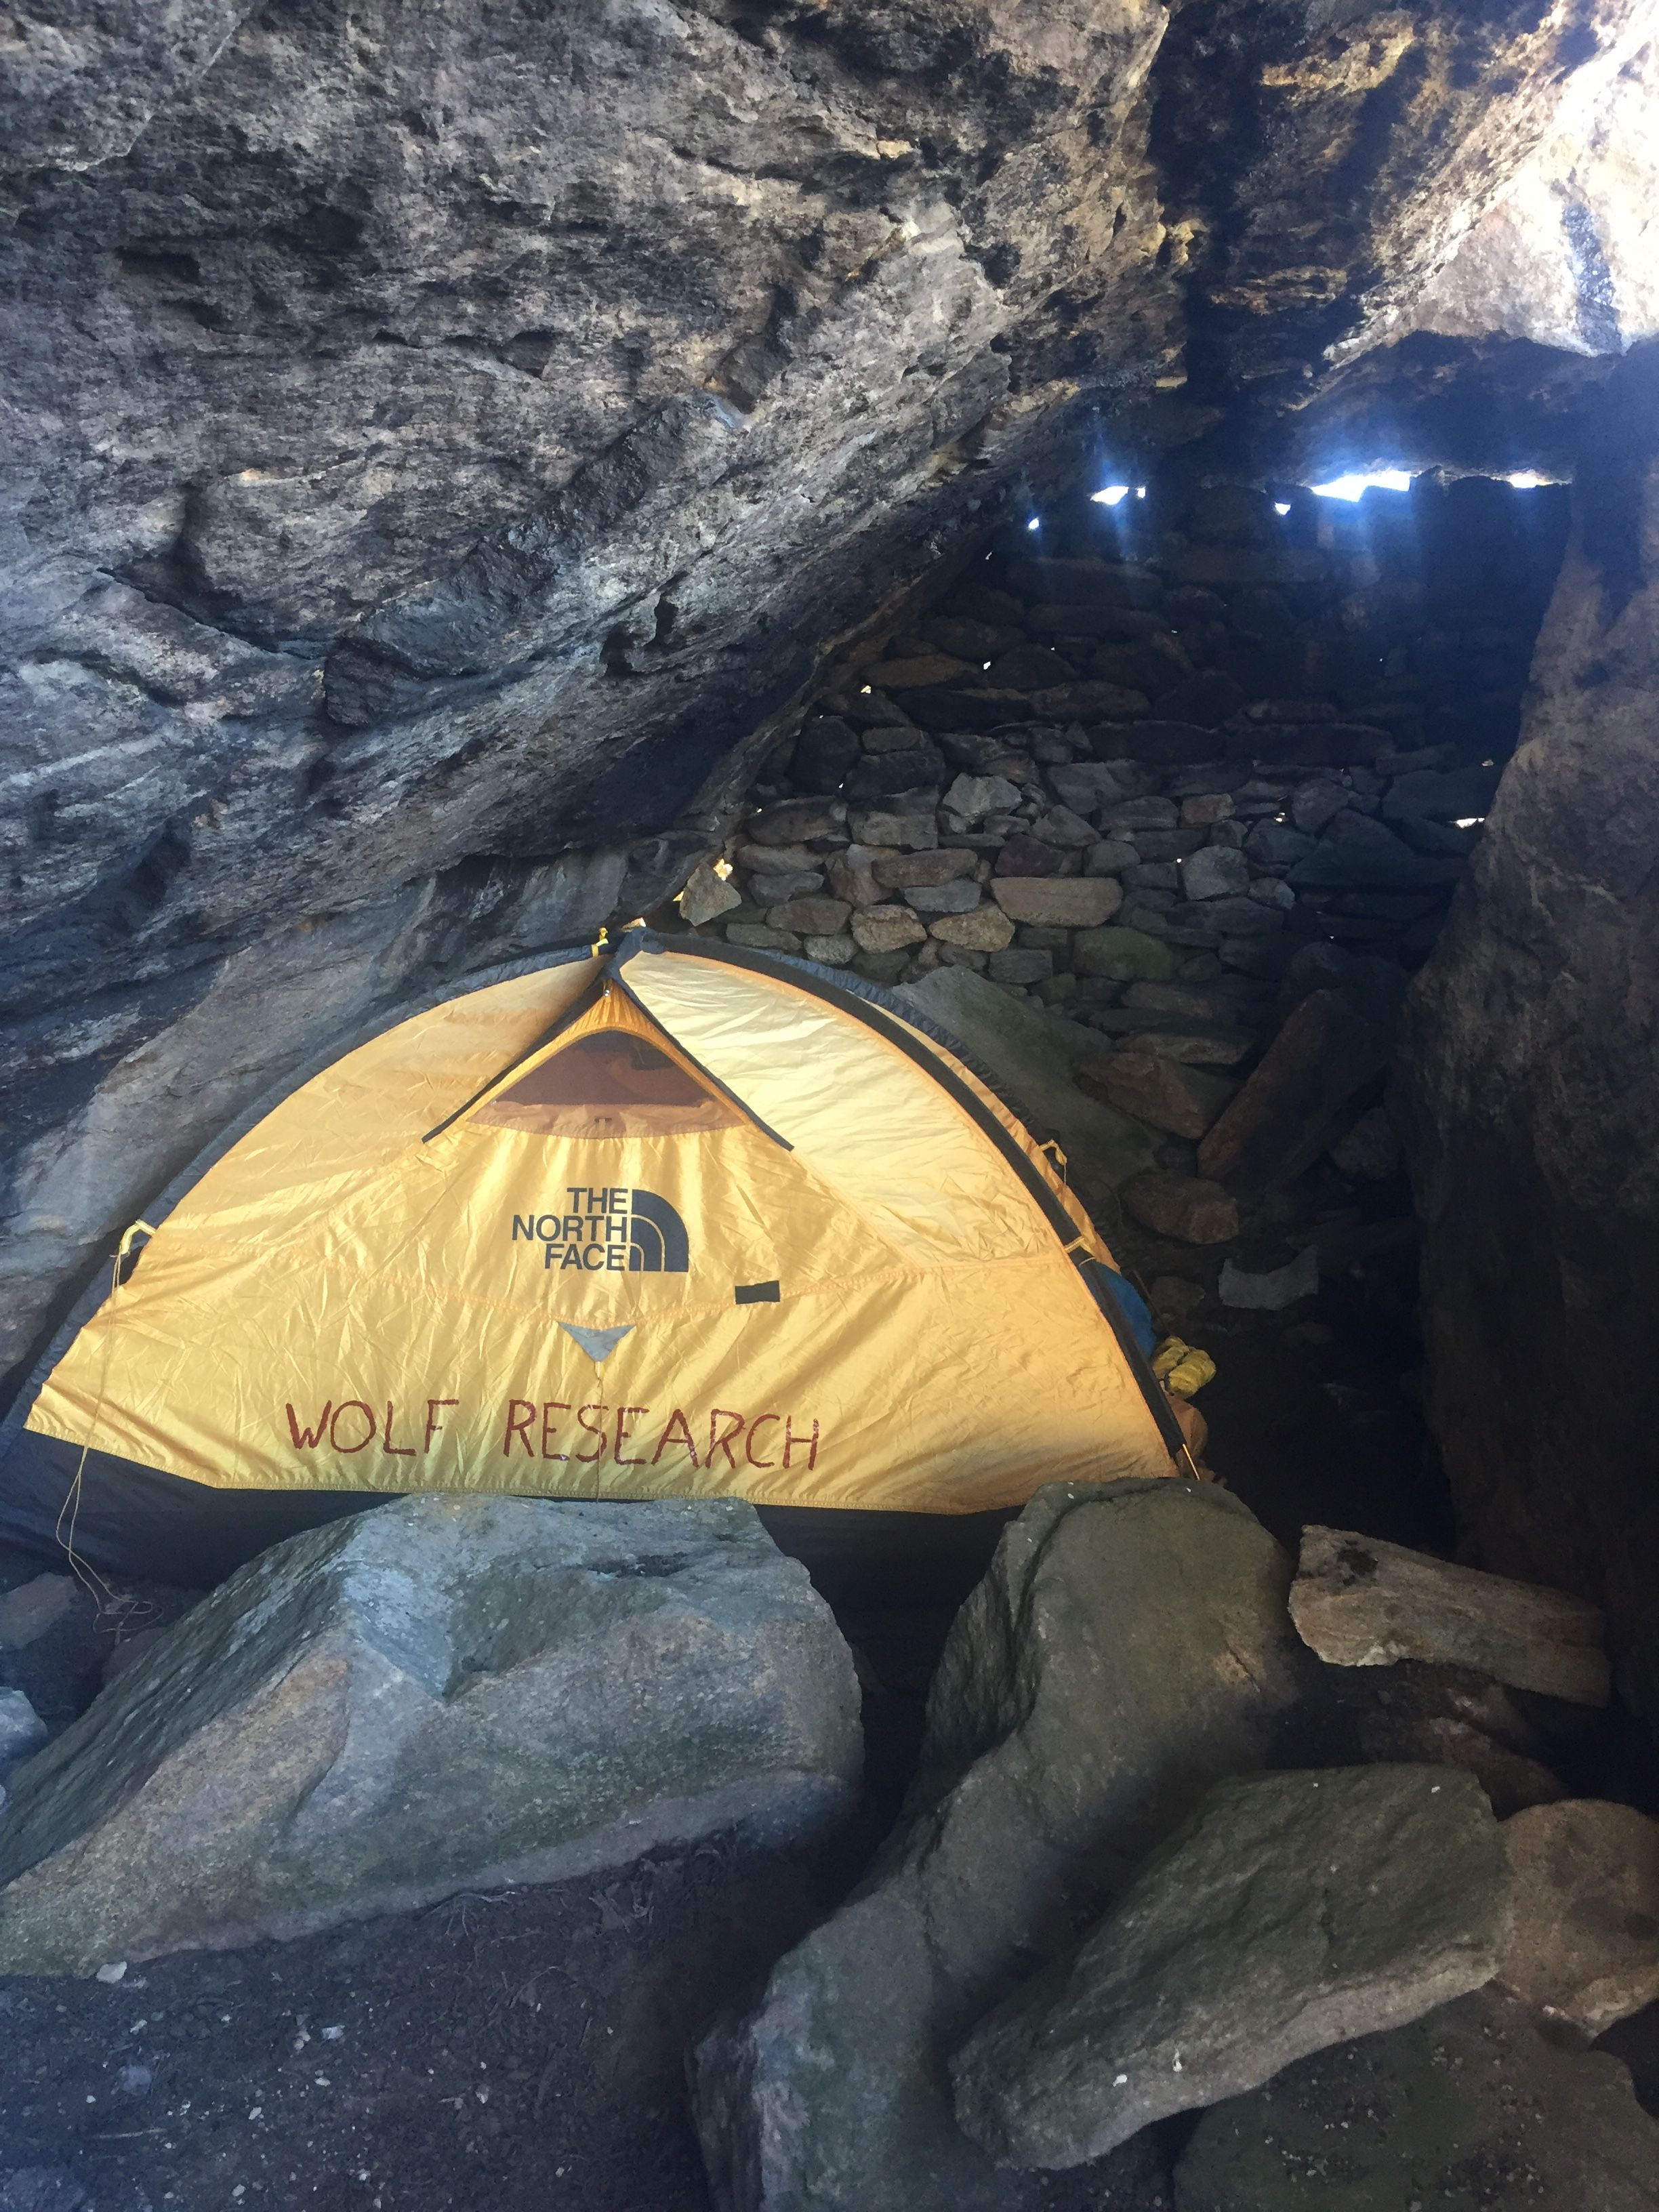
1399;340;1659;1717
689;1479;1303;2212
1415;36;1659;361
951;1766;1510;2169
0;1496;860;1973
1;0;1643;1391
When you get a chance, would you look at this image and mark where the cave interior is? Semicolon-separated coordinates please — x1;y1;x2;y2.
4;2;1659;2207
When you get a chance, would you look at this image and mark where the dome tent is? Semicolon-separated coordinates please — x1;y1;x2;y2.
0;933;1190;1582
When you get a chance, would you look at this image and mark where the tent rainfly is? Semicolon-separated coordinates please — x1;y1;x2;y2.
0;934;1191;1580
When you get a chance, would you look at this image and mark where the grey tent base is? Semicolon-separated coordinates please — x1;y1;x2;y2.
0;1429;386;1585
0;1428;1017;1605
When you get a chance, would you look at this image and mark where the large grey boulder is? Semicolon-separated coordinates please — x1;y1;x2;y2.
1174;1987;1659;2212
950;1766;1511;2168
899;966;1157;1200
0;1496;860;1973
690;1479;1303;2212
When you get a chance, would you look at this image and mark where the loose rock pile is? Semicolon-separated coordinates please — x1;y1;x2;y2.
0;1486;1654;2209
691;1481;1659;2211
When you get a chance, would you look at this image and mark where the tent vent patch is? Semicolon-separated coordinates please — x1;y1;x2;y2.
734;1282;780;1305
559;1323;636;1364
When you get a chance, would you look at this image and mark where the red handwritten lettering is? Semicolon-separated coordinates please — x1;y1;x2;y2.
541;1400;571;1461
613;1406;647;1465
708;1408;745;1469
381;1401;416;1458
424;1399;459;1452
285;1402;331;1448
329;1401;377;1453
783;1415;820;1471
575;1404;609;1463
651;1408;700;1467
502;1399;536;1456
745;1414;779;1469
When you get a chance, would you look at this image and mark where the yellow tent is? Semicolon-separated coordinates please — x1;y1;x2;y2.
1;935;1186;1577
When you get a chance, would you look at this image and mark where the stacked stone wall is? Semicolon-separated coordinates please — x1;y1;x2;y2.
659;470;1570;1355
684;474;1565;1015
670;477;1566;1254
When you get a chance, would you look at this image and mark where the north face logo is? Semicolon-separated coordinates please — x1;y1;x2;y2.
511;1186;689;1274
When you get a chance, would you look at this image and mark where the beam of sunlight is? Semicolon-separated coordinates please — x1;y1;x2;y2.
1308;469;1414;501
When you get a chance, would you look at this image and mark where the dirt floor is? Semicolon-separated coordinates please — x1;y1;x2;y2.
2;1269;1656;2211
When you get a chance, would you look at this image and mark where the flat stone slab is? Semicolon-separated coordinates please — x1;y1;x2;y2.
1174;1987;1659;2212
951;1765;1510;2169
0;1496;861;1973
1498;1798;1659;2032
1080;1050;1234;1140
1290;1524;1611;1705
690;1481;1303;2212
989;878;1124;928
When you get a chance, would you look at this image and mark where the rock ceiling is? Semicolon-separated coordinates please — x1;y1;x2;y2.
1;0;1652;1374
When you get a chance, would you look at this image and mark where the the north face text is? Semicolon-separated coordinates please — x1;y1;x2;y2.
511;1187;689;1273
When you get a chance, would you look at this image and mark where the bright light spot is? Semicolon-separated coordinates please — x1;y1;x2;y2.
1026;516;1042;531
1454;816;1486;828
713;857;733;879
982;660;994;670
859;684;872;695
1091;485;1133;506
1308;469;1414;501
1506;472;1547;489
1136;486;1146;499
1273;501;1292;516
